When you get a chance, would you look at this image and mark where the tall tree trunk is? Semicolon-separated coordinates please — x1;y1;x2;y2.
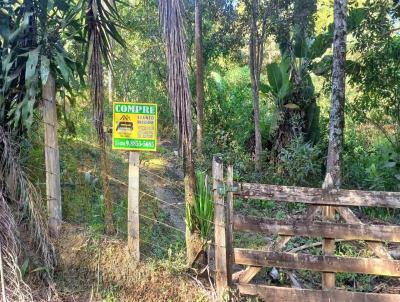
42;73;62;236
160;0;203;266
322;0;347;290
326;0;347;184
249;0;263;172
195;0;205;156
108;0;115;105
108;68;113;104
90;32;114;235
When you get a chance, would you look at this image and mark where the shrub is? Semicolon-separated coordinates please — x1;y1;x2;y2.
277;136;323;186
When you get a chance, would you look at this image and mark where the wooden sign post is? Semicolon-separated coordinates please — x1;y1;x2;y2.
128;151;140;259
112;102;158;261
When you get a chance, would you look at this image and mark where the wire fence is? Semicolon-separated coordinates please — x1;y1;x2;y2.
25;136;223;261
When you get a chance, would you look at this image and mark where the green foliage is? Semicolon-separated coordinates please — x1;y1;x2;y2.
343;129;400;192
348;1;400;150
204;66;259;167
265;56;291;104
0;0;85;132
309;7;367;60
85;0;126;69
185;171;214;243
277;136;323;186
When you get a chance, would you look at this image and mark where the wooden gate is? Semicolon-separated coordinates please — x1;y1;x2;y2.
212;156;400;301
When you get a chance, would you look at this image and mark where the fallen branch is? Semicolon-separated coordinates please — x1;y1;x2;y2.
287;239;345;253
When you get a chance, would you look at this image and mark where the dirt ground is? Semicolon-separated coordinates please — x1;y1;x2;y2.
53;224;210;302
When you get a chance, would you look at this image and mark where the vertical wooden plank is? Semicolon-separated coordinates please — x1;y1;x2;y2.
226;165;234;287
213;156;229;300
43;73;62;236
128;151;140;260
322;176;335;289
322;208;335;289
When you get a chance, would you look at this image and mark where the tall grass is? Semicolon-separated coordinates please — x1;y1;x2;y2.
185;171;214;244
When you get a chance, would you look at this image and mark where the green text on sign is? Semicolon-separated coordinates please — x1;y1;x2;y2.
114;104;157;115
113;138;156;150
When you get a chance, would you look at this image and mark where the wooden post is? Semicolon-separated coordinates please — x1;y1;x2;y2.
322;175;336;289
128;151;140;260
213;156;229;300
226;165;234;287
42;73;62;236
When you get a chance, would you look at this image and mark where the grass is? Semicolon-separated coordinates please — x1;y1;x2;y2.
55;224;209;301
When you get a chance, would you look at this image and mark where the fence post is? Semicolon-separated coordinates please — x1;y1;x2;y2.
128;151;140;260
322;175;335;289
226;165;234;287
43;73;62;237
213;156;229;300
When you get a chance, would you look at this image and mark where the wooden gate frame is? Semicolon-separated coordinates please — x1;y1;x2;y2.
212;156;400;301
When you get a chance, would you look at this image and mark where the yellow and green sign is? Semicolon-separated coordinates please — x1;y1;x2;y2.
112;102;158;151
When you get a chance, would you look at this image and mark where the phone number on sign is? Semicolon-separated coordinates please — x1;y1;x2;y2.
117;140;155;148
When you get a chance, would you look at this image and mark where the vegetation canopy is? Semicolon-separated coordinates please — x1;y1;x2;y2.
0;0;399;300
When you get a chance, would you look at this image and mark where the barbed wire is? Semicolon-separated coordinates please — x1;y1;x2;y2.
22;136;235;243
28;163;227;231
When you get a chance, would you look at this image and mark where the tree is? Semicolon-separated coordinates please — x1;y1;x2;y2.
267;0;319;157
195;0;205;155
248;0;268;171
160;0;203;265
322;0;347;290
85;0;125;234
0;0;87;236
326;0;347;188
0;0;81;296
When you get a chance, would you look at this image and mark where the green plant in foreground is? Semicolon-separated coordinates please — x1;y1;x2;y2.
185;171;214;245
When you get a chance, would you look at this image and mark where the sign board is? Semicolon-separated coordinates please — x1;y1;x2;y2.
112;102;158;151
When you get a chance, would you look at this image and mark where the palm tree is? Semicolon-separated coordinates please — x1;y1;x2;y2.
195;0;205;156
160;0;203;265
85;0;125;234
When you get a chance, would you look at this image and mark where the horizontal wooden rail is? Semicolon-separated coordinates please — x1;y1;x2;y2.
234;183;400;208
233;215;400;242
234;249;400;277
238;284;400;302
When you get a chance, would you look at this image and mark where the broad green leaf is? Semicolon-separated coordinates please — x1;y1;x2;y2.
55;51;70;81
25;46;40;82
266;63;282;95
294;35;308;58
40;55;50;86
9;12;32;43
2;52;13;74
259;82;272;94
279;57;290;99
279;56;291;75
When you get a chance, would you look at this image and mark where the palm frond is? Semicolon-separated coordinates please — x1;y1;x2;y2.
0;128;57;279
160;0;193;155
0;190;33;302
85;0;126;70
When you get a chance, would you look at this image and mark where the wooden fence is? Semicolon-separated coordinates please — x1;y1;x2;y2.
212;156;400;302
